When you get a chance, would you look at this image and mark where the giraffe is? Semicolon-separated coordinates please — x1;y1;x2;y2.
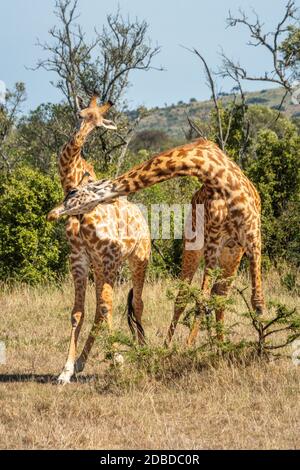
48;138;264;346
54;94;151;384
165;185;245;345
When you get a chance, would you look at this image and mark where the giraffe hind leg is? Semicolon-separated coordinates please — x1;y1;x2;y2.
186;238;243;347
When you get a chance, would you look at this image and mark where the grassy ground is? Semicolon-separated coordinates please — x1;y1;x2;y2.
0;269;299;449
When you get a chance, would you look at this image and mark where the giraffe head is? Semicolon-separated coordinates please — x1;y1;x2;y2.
76;94;117;131
47;179;117;221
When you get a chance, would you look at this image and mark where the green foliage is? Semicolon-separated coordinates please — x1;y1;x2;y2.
241;301;300;357
18;103;73;174
207;103;300;266
247;127;300;216
281;269;300;295
0;166;68;284
167;268;235;339
245;116;300;264
279;26;300;77
209;101;250;163
268;200;300;266
167;276;300;358
94;280;300;394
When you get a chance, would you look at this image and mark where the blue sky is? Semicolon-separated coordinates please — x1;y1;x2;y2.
0;0;296;112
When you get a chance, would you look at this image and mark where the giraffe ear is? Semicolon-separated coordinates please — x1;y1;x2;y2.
101;119;117;130
98;101;114;115
75;95;86;111
89;94;98;108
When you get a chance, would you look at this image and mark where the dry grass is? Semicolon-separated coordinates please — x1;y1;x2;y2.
0;269;299;449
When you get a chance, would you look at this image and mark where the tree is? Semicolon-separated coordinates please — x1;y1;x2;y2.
280;25;300;80
17;102;73;174
182;46;251;166
244;108;300;264
33;0;162;166
130;129;171;153
222;1;299;105
184;1;300;165
0;82;26;173
0;167;68;284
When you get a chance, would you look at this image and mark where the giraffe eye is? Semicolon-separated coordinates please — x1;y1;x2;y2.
69;189;78;196
65;188;78;201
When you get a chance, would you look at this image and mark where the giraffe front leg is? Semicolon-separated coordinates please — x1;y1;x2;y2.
211;243;244;341
58;254;89;384
165;247;203;346
186;236;220;347
58;310;84;384
186;266;213;347
75;266;117;373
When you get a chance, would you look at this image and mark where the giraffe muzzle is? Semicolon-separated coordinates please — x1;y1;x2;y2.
47;204;66;221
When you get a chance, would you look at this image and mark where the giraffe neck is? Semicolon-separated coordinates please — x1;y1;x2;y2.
50;138;255;220
59;120;96;195
110;139;235;196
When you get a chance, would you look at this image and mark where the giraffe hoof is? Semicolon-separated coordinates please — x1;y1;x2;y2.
57;364;74;385
74;358;85;373
57;368;73;384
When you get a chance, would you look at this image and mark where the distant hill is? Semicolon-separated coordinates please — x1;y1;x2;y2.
131;87;300;139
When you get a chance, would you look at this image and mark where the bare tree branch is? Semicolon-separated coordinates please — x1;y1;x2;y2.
182;45;250;164
0;83;26;173
181;46;226;150
183;112;207;140
224;1;299;93
30;0;163;165
115;109;147;176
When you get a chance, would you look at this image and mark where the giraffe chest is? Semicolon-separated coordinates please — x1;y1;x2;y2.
65;200;149;262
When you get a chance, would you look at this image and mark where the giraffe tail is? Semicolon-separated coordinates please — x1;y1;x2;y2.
127;288;145;342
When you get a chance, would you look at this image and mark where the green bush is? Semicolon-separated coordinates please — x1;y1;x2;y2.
209;104;300;267
246;126;300;264
0;166;68;284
